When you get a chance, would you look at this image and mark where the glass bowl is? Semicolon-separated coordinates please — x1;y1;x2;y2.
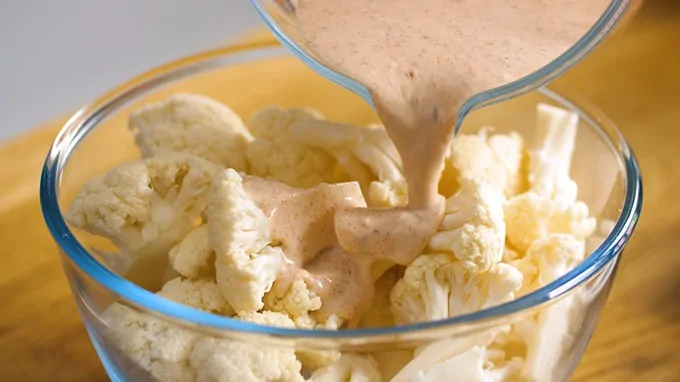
40;39;642;382
250;0;642;128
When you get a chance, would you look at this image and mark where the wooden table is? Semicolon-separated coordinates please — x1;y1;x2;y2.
1;2;679;381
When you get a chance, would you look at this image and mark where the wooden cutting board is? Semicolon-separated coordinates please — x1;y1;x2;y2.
1;3;679;381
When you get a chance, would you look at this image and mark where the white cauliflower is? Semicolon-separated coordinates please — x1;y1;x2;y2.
158;277;234;316
207;169;283;313
246;106;339;188
292;120;403;190
435;262;524;318
309;354;382;382
410;345;523;382
528;103;580;204
509;234;586;381
429;178;506;272
129;93;252;171
513;234;585;295
514;297;578;382
264;275;322;320
440;127;526;198
390;179;518;325
504;192;596;253
102;303;198;382
65;153;219;268
504;104;595;252
168;225;215;279
236;309;297;327
390;253;522;325
189;311;304;382
391;330;518;382
296;319;343;371
368;179;408;208
263;276;342;371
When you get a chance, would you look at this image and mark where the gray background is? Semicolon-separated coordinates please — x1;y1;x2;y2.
0;0;261;142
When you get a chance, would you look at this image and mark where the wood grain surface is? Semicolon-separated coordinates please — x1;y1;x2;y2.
1;2;679;381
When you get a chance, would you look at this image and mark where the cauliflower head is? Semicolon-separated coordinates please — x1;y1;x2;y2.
393;329;521;382
292;120;403;191
440;127;526;198
102;303;198;382
512;233;585;296
264;275;322;320
189;311;304;382
368;179;408;208
263;275;340;371
207;169;283;313
410;345;523;382
509;234;586;379
65;153;219;265
389;253;451;325
434;261;523;318
528;103;580;204
309;354;382;382
504;192;596;253
158;277;234;316
246;106;339;188
390;253;522;325
129;93;252;171
429;178;506;273
168;225;215;279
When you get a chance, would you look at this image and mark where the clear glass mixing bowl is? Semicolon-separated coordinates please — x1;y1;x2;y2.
251;0;641;129
40;40;641;382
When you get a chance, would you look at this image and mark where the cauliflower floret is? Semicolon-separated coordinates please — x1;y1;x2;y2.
504;104;596;253
514;296;578;382
263;277;342;371
390;253;522;325
264;275;322;319
129;93;252;171
236;310;297;327
368;179;408;207
309;354;382;382
440;127;526;198
246;106;339;188
512;234;585;296
292;120;403;189
158;277;234;316
390;254;451;324
528;103;580;204
65;153;219;268
509;234;586;380
207;169;283;313
168;225;215;279
435;262;523;317
189;311;304;382
429;178;506;272
392;329;518;382
504;192;596;253
102;304;198;382
295;317;343;371
263;279;341;369
410;345;523;382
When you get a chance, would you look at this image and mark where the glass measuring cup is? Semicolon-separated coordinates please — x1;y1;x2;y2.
250;0;640;129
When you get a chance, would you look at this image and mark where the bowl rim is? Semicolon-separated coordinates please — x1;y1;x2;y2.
40;40;642;341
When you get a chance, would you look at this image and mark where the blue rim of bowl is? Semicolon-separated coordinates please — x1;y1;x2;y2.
40;49;642;341
250;0;633;131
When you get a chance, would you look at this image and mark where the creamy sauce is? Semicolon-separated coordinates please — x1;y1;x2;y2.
248;0;610;325
243;177;372;323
